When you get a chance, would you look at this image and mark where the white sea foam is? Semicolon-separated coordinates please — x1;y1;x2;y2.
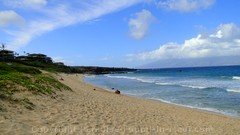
156;82;208;89
105;75;155;83
85;75;96;78
137;78;155;83
227;88;240;93
106;75;210;90
150;98;238;117
105;75;137;80
127;71;134;74
233;76;240;80
155;82;173;86
180;85;207;89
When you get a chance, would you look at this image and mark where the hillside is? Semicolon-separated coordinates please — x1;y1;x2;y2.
0;62;71;111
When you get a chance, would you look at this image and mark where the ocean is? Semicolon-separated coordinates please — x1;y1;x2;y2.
84;66;240;117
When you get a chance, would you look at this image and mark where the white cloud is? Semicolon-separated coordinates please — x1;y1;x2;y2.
23;0;47;7
1;0;143;50
0;0;216;50
0;10;25;27
52;56;76;65
158;0;215;12
128;23;240;61
3;0;47;9
52;56;66;63
128;9;155;39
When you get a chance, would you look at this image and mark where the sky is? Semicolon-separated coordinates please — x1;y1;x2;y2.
0;0;240;68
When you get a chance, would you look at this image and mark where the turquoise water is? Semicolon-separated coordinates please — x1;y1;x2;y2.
84;66;240;117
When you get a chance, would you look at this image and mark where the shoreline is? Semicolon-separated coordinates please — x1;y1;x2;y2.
83;76;238;119
79;74;240;134
1;73;240;134
83;75;240;119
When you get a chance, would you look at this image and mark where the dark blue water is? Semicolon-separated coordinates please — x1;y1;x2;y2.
84;66;240;117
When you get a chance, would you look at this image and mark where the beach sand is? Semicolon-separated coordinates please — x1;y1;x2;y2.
1;73;240;135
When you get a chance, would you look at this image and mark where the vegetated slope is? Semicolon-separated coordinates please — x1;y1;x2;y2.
0;62;71;111
14;60;136;74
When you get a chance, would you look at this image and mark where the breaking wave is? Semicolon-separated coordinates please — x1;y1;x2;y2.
106;75;209;90
233;76;240;81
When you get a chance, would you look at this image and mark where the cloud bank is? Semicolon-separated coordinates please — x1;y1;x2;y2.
0;0;217;50
0;10;25;27
128;9;155;39
3;0;47;9
128;23;240;61
158;0;215;12
0;0;143;50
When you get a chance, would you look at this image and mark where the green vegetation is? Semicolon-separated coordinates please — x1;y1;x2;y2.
0;50;136;111
14;60;136;74
0;62;71;110
14;60;72;73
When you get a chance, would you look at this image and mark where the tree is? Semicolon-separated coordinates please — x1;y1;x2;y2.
14;52;19;56
0;43;6;50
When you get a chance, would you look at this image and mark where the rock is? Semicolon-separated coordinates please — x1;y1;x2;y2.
93;88;96;90
115;90;121;94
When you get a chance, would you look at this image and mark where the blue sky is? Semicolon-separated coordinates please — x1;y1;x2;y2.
0;0;240;68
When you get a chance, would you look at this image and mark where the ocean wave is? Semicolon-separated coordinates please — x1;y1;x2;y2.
233;76;240;80
106;75;212;90
150;98;238;117
126;71;135;74
106;75;177;86
155;82;174;86
105;75;135;79
180;85;207;89
227;88;240;93
105;75;155;83
156;82;208;89
220;76;231;79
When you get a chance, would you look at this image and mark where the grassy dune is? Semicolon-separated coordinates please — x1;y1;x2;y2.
0;62;71;111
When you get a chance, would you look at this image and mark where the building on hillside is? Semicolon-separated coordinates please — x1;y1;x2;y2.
0;50;15;61
28;53;47;58
45;57;53;63
27;53;53;63
16;56;28;61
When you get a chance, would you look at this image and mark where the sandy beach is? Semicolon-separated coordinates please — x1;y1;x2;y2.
1;73;240;135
